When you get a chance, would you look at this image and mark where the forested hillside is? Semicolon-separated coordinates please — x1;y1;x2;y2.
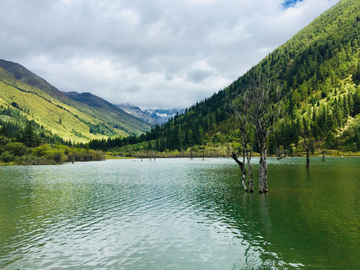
88;0;360;157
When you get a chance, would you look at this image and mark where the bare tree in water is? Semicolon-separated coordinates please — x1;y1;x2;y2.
245;72;285;193
228;100;254;192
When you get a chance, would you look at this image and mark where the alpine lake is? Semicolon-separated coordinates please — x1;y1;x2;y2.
0;157;359;269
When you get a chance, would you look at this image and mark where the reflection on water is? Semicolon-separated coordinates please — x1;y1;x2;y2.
0;157;360;269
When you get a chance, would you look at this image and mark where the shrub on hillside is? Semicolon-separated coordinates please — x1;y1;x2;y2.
0;151;15;162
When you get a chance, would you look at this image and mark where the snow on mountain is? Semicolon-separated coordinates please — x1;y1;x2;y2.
117;104;184;125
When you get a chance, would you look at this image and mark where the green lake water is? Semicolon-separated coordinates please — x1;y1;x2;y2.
0;157;359;269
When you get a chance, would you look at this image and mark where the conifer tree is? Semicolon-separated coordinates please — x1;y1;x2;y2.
23;121;35;147
343;95;349;121
352;61;360;84
155;138;159;151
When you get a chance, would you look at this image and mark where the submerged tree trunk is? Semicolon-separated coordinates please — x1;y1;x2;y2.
258;144;268;193
242;131;254;192
262;147;268;192
306;150;310;169
232;153;248;192
299;119;313;170
246;150;254;192
241;154;247;192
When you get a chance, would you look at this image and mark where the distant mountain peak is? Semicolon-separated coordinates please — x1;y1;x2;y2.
117;104;184;125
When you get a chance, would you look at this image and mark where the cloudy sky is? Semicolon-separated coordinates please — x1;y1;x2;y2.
0;0;338;110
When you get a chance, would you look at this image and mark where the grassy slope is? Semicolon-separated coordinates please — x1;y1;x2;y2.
0;71;105;143
0;65;150;143
61;91;151;135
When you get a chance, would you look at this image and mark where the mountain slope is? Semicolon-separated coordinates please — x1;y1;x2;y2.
0;60;151;143
62;91;151;134
89;0;360;154
0;59;66;100
117;103;157;125
65;91;122;110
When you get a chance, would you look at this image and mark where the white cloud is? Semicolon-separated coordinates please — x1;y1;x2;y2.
0;0;339;109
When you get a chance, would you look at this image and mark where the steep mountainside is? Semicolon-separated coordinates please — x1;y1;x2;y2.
62;91;150;132
117;103;157;125
65;92;121;110
0;60;151;143
88;0;360;154
0;59;64;99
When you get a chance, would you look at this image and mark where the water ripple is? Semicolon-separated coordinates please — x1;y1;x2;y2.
1;158;360;269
